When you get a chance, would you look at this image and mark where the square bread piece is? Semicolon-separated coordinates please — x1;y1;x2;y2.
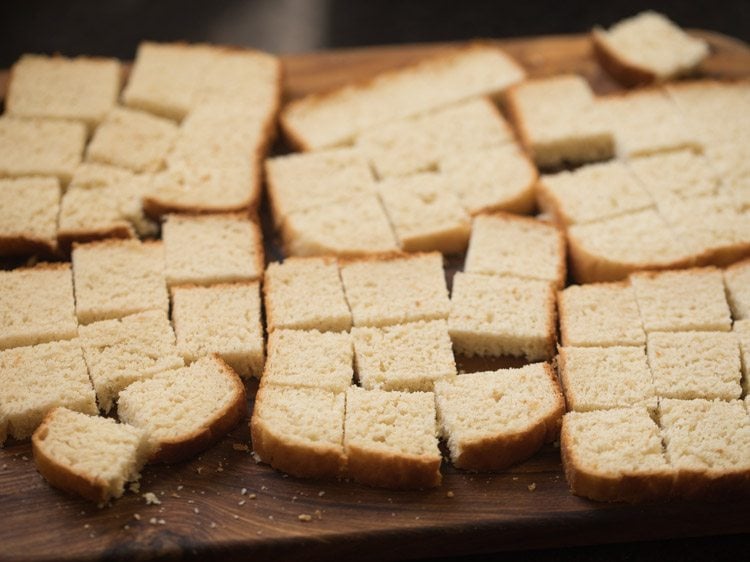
352;320;456;392
0;264;77;350
707;142;750;211
463;213;566;288
340;252;450;328
72;239;168;325
377;173;471;254
0;340;97;444
344;387;442;489
6;54;121;128
435;363;564;471
733;320;750;393
162;213;263;287
0;177;61;256
251;385;346;479
647;331;742;401
0;117;85;185
448;272;556;361
560;408;672;502
630;267;732;333
171;282;264;378
263;257;352;333
628;149;721;204
263;330;353;392
78;310;184;413
558;346;656;412
558;282;645;347
725;259;750;320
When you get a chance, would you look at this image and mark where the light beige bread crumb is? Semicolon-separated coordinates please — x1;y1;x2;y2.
725;259;750;320
32;407;150;502
734;320;750;393
0;177;61;256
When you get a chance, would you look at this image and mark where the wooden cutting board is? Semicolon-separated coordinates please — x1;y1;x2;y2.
1;31;750;562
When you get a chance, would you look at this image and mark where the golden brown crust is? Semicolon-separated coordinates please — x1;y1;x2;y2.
591;29;657;87
57;224;134;256
0;235;59;259
345;443;442;489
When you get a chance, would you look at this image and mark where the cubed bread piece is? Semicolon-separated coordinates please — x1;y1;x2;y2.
448;272;556;361
558;282;645;347
340;253;450;327
117;355;246;463
0;264;77;350
706;142;750;211
32;408;150;502
72;240;168;325
78;310;184;412
344;387;441;489
251;385;346;479
628;149;721;203
263;330;353;392
435;363;564;471
558;346;656;412
561;408;672;502
263;257;352;333
0;177;61;256
352;320;456;392
725;259;750;320
377;173;471;254
631;267;732;332
0;340;97;444
734;320;750;393
7;54;121;128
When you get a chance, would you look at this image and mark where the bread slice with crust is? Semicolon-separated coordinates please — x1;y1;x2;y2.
725;259;750;320
0;177;61;257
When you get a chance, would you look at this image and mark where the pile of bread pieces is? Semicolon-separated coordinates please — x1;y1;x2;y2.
0;10;749;504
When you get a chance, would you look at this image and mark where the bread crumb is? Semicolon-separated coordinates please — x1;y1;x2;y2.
84;524;90;529
238;500;246;506
143;492;161;505
298;514;312;522
268;515;274;520
21;456;29;461
158;519;165;525
292;496;297;502
196;466;204;474
512;477;518;481
194;508;199;514
528;483;537;492
446;491;455;498
314;510;322;519
251;452;262;463
133;513;141;521
123;525;130;530
177;485;184;491
149;517;157;525
232;515;239;520
241;488;248;495
210;522;217;528
248;493;257;500
318;490;325;497
233;443;249;452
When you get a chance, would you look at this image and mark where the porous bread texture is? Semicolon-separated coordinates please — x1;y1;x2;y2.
646;331;742;401
344;386;441;489
560;408;672;502
0;340;97;444
32;408;150;502
281;43;525;150
0;177;61;256
463;212;566;288
734;320;750;393
707;142;750;211
72;239;169;325
263;257;352;333
435;363;564;471
630;267;732;333
78;310;184;413
171;282;264;378
0;263;77;350
558;346;656;412
352;320;456;392
7;54;121;128
558;282;645;347
263;330;353;392
0;117;85;185
250;385;346;479
628;149;721;203
117;355;246;463
448;272;556;361
340;252;450;328
725;259;750;320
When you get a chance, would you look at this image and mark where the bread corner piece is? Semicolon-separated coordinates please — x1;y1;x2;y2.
0;176;61;257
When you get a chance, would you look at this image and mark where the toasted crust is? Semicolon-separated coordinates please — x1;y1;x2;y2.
57;224;135;256
345;443;442;489
591;29;658;87
0;235;59;258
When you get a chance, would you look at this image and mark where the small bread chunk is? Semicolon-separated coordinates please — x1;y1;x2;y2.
561;408;672;502
72;240;168;325
448;272;556;361
592;11;709;86
78;311;184;412
377;173;471;254
631;267;732;333
725;259;750;320
647;331;742;401
251;385;346;479
558;282;645;347
628;149;721;204
32;408;150;502
263;257;352;333
263;330;353;392
707;142;750;211
344;387;441;489
0;117;85;185
352;320;456;392
340;253;450;328
0;177;61;256
558;346;656;412
464;213;566;288
0;340;97;444
659;398;750;499
117;355;246;463
733;320;750;393
7;54;120;128
0;264;77;350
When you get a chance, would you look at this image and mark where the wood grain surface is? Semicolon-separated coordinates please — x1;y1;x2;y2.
1;30;750;562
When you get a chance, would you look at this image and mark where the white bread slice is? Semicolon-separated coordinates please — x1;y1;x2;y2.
0;177;61;256
725;259;750;320
706;142;750;211
733;319;750;393
32;407;150;502
628;149;720;203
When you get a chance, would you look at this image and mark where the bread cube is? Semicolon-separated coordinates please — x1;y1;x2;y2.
0;177;60;256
